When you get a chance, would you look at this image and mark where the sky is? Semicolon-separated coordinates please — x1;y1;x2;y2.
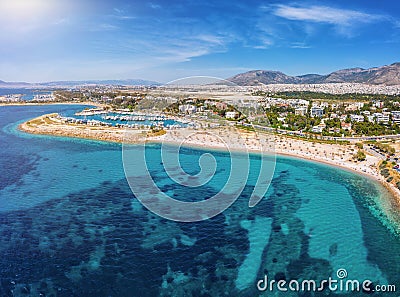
1;0;400;83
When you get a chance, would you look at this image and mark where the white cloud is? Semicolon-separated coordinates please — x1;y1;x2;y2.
290;42;311;49
272;5;383;26
253;36;274;49
53;18;70;26
152;34;229;62
92;31;230;65
156;48;211;62
88;23;119;32
110;7;135;20
149;3;161;9
196;34;226;46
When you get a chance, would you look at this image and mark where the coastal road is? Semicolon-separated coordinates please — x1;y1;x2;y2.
363;146;386;160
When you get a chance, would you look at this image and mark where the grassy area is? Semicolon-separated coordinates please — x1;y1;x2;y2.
27;114;60;127
27;118;43;126
379;160;400;188
275;132;350;145
236;125;255;132
43;117;54;124
147;129;167;137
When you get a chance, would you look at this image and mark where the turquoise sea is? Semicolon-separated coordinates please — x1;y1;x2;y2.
0;105;399;296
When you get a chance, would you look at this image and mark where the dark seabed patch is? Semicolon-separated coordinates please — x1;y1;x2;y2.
0;105;399;297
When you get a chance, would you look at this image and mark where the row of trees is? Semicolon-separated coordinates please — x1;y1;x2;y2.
352;121;400;136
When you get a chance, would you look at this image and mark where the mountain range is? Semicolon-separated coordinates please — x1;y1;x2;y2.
0;79;159;88
0;80;31;88
1;62;400;88
227;62;400;86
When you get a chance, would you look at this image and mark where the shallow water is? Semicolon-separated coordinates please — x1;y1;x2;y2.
0;105;399;296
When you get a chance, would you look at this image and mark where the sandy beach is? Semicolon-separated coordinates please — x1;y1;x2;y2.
18;113;400;204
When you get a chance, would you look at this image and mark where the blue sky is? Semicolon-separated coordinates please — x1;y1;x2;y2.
1;0;400;82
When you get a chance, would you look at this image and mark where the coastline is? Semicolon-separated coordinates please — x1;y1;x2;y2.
18;113;400;206
276;150;400;206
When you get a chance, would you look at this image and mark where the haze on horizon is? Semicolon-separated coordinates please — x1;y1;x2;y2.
1;0;400;83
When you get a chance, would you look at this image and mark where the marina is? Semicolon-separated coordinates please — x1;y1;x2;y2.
58;108;193;129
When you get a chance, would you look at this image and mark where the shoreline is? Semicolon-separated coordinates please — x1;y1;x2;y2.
276;150;399;206
18;113;400;207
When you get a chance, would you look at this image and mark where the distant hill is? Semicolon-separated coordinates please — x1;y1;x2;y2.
38;79;160;87
228;63;400;86
226;70;301;85
0;80;31;88
2;63;400;88
0;79;160;89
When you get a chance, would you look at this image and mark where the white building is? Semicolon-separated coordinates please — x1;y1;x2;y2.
330;113;338;119
311;126;322;133
311;123;326;133
310;106;324;117
373;112;390;124
356;102;365;109
225;111;238;119
341;122;352;131
295;107;307;116
277;116;286;122
391;111;400;124
287;99;309;108
350;114;364;122
179;104;197;114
